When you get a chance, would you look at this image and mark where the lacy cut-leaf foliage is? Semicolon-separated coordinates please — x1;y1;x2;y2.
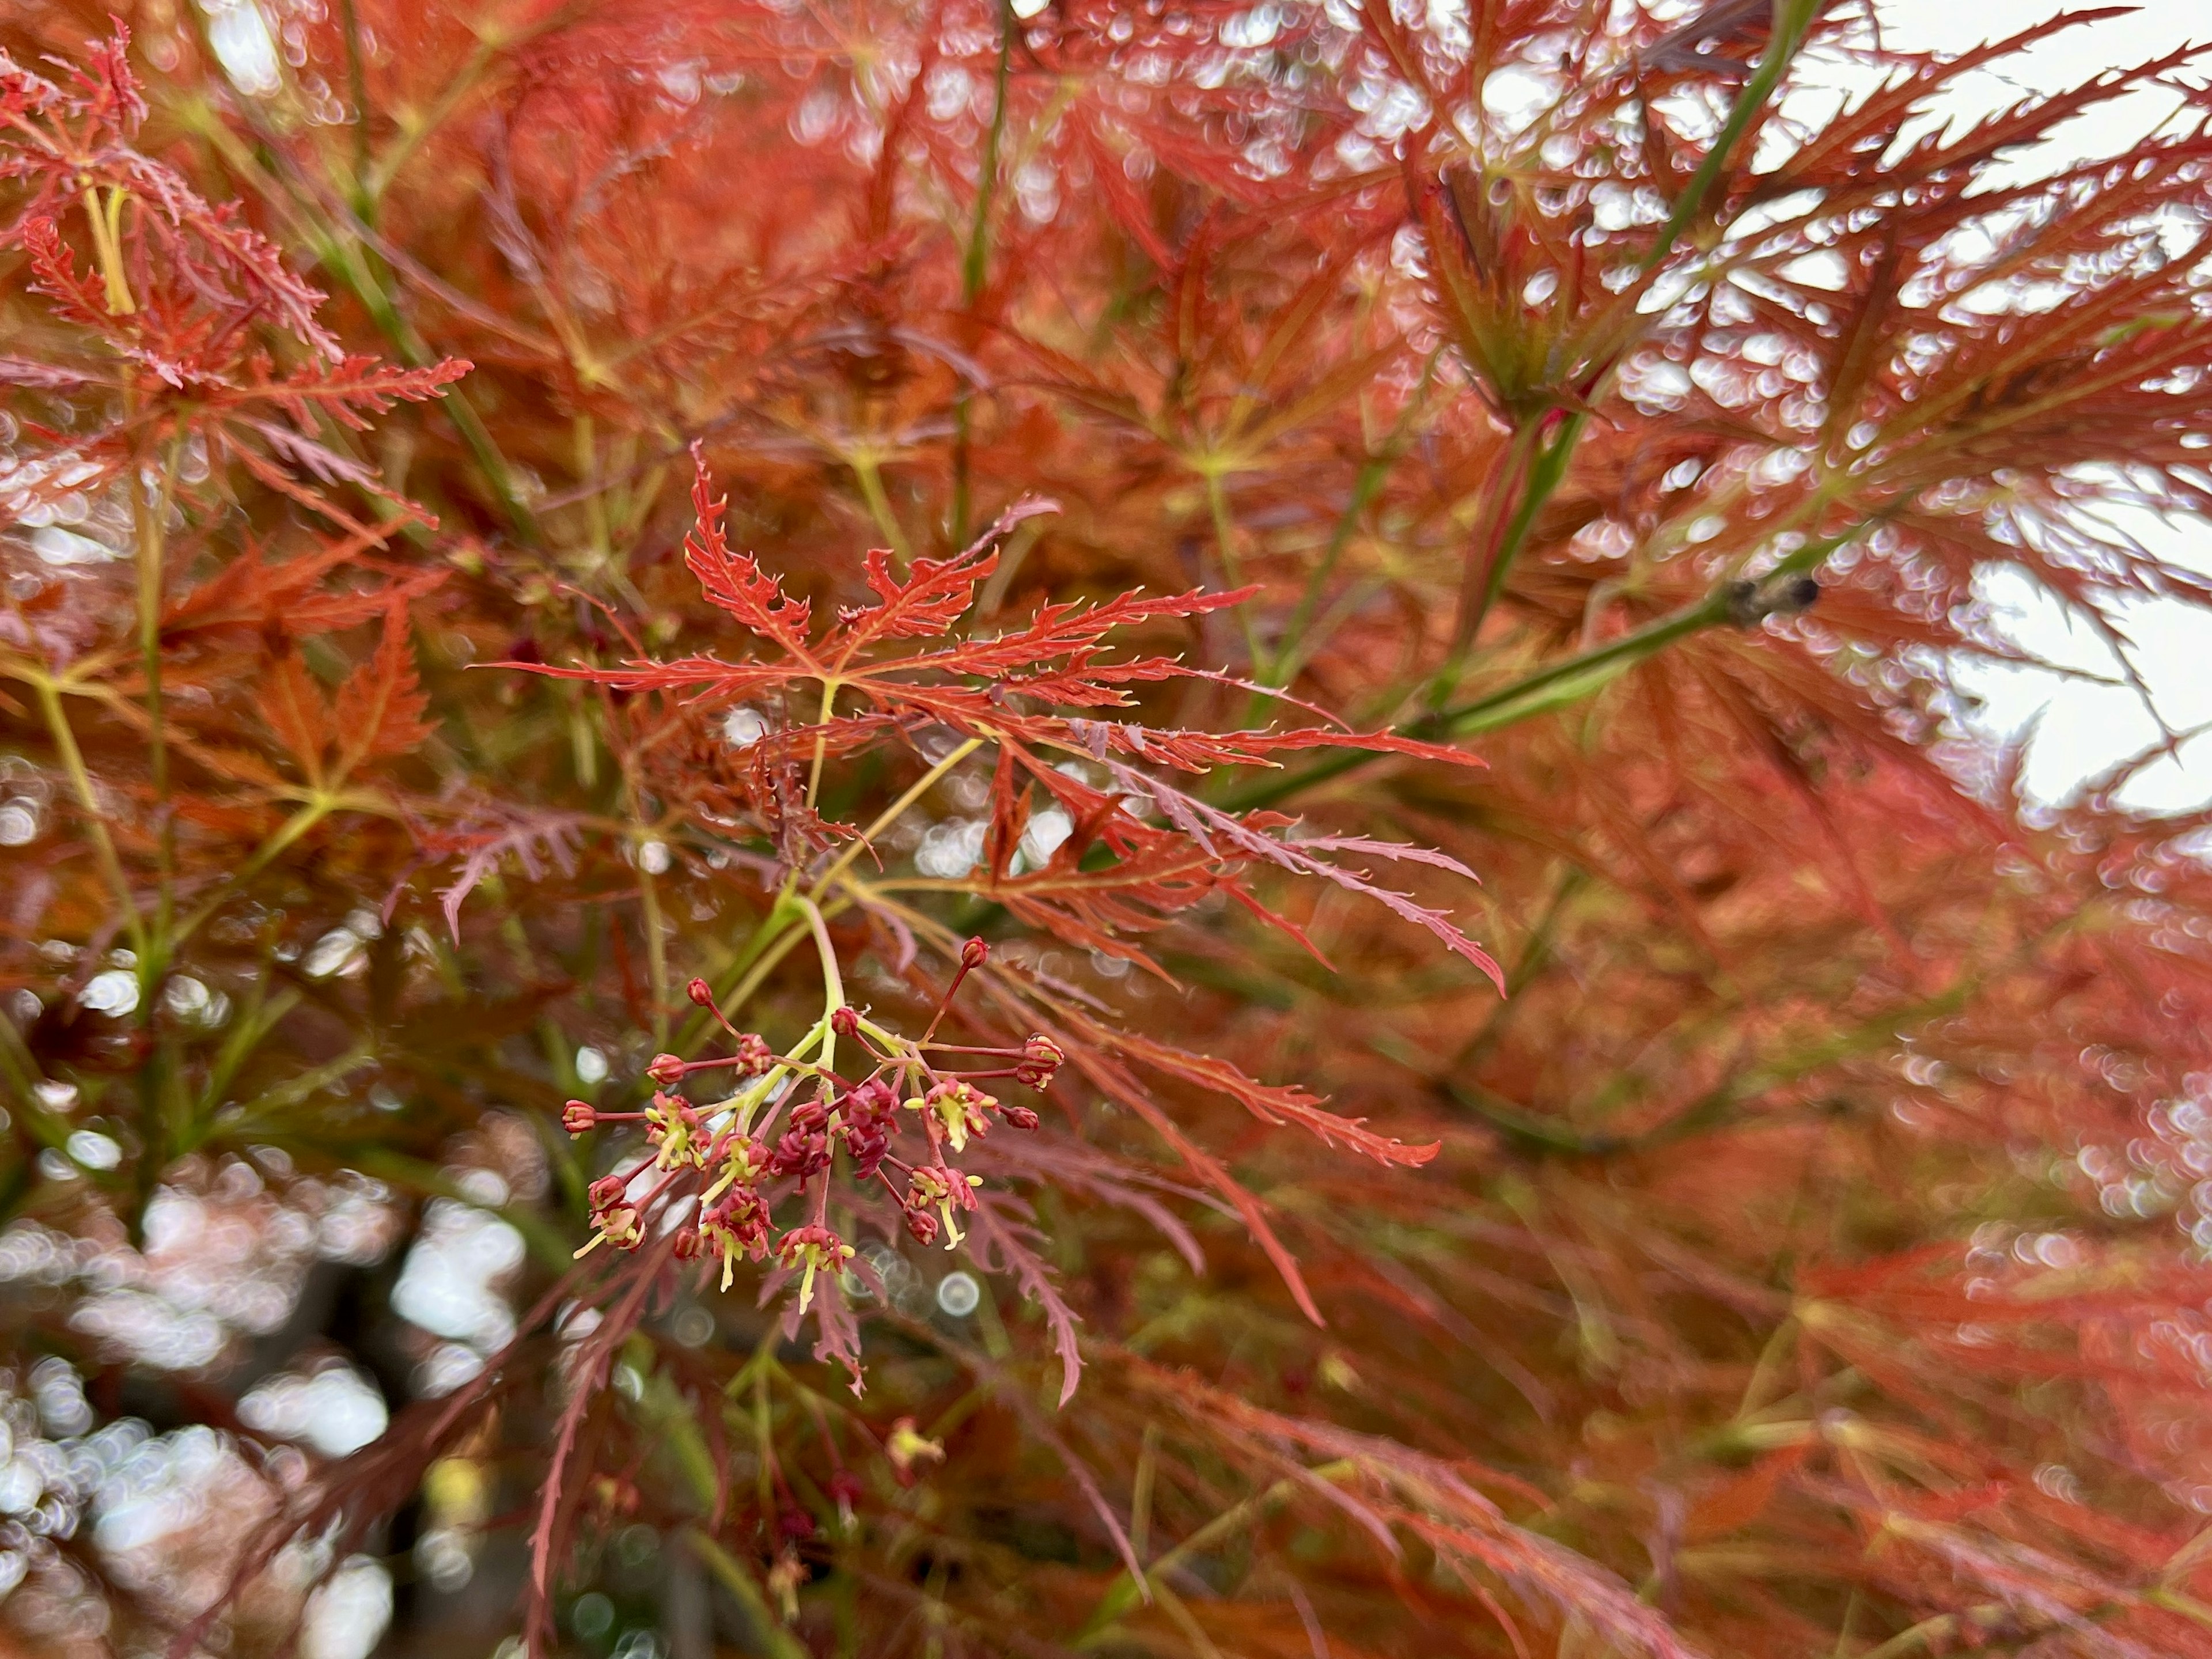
3;5;2212;1659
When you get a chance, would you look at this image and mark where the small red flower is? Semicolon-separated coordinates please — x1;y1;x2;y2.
777;1223;854;1312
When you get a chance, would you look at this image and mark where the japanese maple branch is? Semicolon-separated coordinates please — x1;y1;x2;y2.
1431;0;1820;694
1226;518;1869;813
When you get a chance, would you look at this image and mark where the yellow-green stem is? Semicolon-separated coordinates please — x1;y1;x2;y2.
82;185;135;315
34;677;145;957
134;438;181;946
1204;469;1265;671
173;798;335;948
796;897;844;1078
850;455;912;566
810;737;983;899
805;680;840;809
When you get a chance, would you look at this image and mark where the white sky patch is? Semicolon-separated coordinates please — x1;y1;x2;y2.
238;1363;389;1459
198;0;283;99
301;1556;394;1659
1850;3;2212;809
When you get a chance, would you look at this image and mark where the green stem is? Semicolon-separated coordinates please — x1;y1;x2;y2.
82;185;136;315
950;0;1014;546
1639;0;1821;275
1230;520;1868;813
850;454;912;566
1205;468;1265;671
1265;449;1393;693
805;680;840;809
672;897;805;1060
1438;410;1586;704
173;798;335;947
33;677;145;957
638;840;671;1048
1226;588;1726;813
337;0;374;215
810;737;983;899
134;437;181;948
796;896;845;1077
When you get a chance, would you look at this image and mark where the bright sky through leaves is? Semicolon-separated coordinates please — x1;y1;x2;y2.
1880;0;2212;809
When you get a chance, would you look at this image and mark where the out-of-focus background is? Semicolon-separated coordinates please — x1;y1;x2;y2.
1877;1;2212;809
2;3;2210;1657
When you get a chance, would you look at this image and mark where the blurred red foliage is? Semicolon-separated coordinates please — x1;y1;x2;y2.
5;4;2212;1657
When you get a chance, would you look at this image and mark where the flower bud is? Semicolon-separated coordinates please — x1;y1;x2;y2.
562;1100;597;1135
646;1052;687;1085
1014;1033;1065;1088
770;1128;831;1179
903;1205;940;1247
960;937;989;970
842;1119;890;1179
686;976;715;1007
830;1005;861;1038
588;1172;630;1210
999;1102;1040;1131
671;1226;704;1261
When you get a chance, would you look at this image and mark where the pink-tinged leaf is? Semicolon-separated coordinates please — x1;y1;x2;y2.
82;22;148;134
1105;1025;1441;1168
233;416;387;491
1289;835;1483;882
1234;726;1486;768
789;1272;866;1395
683;443;815;659
1107;761;1506;990
967;1195;1084;1405
0;356;99;389
1059;1033;1326;1327
974;1133;1211;1275
427;810;590;940
1141;1369;1710;1659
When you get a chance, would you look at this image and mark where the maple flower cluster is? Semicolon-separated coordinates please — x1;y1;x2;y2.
563;940;1062;1312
